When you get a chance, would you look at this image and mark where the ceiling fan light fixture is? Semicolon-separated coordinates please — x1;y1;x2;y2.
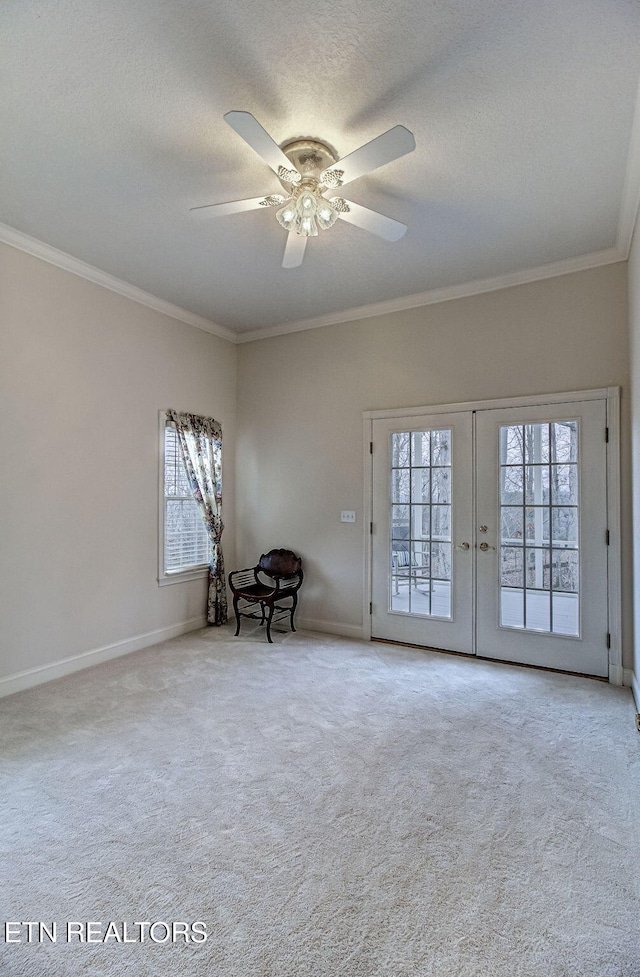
278;187;336;237
195;112;415;266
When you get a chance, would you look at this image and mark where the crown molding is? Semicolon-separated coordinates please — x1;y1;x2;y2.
236;247;625;343
0;222;237;343
617;75;640;259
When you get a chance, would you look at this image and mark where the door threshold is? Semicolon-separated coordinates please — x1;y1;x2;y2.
370;637;607;682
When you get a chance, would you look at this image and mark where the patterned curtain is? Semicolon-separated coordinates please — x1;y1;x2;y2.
166;409;227;625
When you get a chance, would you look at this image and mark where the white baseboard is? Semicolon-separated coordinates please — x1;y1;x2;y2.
610;663;624;686
298;618;364;641
0;616;207;699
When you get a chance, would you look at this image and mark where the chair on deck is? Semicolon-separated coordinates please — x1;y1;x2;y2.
228;549;303;643
392;547;432;594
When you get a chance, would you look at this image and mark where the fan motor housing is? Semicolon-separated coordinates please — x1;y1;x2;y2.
279;139;337;190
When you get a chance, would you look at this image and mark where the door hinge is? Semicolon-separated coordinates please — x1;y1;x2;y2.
370;441;373;454
369;601;373;615
606;529;610;546
605;427;609;443
606;632;611;649
370;521;373;535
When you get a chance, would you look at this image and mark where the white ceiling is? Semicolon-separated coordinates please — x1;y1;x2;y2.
2;0;640;337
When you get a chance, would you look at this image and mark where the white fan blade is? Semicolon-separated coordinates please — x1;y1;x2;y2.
190;195;283;218
224;110;299;181
282;232;307;269
337;200;407;241
323;125;415;187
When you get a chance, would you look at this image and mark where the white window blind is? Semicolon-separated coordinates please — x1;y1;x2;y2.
164;425;209;572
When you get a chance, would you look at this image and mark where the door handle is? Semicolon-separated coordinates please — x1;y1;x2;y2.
456;541;470;550
479;541;496;551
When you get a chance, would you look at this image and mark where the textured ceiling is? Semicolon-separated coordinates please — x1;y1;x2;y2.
2;0;640;334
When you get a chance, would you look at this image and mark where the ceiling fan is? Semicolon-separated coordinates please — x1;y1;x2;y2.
191;111;415;268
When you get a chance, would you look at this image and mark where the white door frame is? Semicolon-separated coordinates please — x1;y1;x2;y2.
363;387;622;685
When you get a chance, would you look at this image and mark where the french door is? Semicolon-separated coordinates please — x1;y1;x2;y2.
370;397;611;677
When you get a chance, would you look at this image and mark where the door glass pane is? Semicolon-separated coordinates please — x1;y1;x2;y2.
412;431;430;467
501;506;523;543
501;546;523;587
498;420;580;636
552;507;578;546
390;429;453;618
523;423;550;464
391;469;410;503
411;468;430;503
411;505;430;539
524;548;549;590
525;590;551;631
431;430;451;466
392;432;411;468
552;592;579;635
525;506;549;543
551;465;578;505
431;542;451;580
392;504;409;532
430;467;451;504
551;549;579;592
501;588;524;629
551;421;578;462
501;425;524;464
524;465;550;504
500;466;524;505
431;505;451;540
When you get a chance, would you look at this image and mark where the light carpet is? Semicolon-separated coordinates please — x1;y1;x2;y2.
1;625;639;977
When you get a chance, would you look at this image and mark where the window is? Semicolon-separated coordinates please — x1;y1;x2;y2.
159;418;209;584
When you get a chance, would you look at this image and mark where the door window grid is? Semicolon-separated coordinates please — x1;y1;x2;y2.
389;429;452;618
499;421;580;635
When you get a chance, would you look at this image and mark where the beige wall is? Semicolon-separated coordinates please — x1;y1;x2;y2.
629;215;640;689
237;263;632;665
1;244;632;689
0;243;237;685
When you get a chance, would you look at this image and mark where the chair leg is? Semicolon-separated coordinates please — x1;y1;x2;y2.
233;596;242;636
290;595;298;632
265;603;275;643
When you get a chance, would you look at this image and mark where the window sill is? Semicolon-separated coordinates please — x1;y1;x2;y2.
158;566;209;587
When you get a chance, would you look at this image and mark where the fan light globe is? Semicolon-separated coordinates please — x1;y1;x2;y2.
296;192;319;236
317;199;339;230
276;199;296;231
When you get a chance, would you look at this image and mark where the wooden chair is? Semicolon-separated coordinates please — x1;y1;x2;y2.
228;549;303;643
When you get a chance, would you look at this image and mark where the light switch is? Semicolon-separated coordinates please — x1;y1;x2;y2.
340;510;356;523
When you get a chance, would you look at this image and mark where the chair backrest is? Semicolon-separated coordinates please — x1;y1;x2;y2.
258;548;302;580
393;549;411;569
